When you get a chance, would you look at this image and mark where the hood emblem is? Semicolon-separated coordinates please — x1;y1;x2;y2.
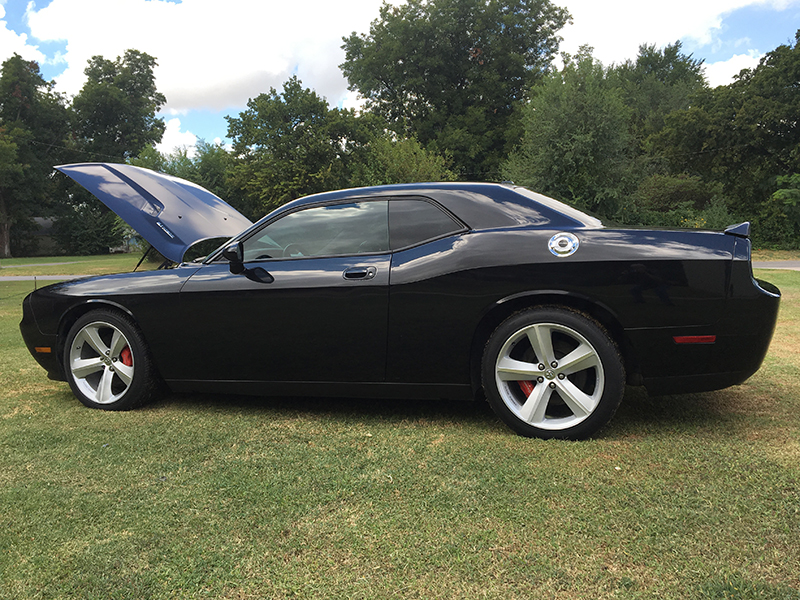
548;232;580;257
156;221;176;239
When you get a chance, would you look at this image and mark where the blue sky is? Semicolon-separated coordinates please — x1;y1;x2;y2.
2;0;798;154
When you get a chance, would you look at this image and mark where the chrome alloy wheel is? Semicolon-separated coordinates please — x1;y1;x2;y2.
68;320;135;405
494;322;605;431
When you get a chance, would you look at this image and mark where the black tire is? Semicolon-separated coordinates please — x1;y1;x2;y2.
482;306;624;440
63;309;160;410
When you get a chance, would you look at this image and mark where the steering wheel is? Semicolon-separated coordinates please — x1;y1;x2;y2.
282;243;308;258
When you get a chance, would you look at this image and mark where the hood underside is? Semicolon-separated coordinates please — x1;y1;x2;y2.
56;163;253;263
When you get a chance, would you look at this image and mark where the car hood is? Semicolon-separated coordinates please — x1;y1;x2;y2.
56;163;253;263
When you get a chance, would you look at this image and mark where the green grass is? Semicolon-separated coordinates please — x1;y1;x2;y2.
1;270;798;599
0;254;154;277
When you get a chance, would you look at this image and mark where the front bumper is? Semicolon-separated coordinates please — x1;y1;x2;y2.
20;293;64;381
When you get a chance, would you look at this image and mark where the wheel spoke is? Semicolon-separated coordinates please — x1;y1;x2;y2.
527;324;555;365
95;367;115;404
81;325;109;356
109;329;127;358
556;378;597;417
558;342;599;375
518;382;551;424
497;356;540;381
114;363;134;386
71;357;105;378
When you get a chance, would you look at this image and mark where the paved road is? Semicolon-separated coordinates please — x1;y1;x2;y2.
0;275;88;281
752;261;800;270
0;261;82;269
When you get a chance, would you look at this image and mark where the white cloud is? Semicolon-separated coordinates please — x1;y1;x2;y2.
25;0;387;112
0;4;45;64
558;0;799;66
704;50;763;86
16;0;799;123
156;117;197;156
340;89;366;112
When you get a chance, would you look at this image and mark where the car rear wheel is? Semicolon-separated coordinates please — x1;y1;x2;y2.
64;309;159;410
482;307;624;440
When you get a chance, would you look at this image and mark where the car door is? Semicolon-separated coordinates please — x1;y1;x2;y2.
175;200;390;384
385;198;471;384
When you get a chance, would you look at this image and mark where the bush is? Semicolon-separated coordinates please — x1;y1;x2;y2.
52;201;125;255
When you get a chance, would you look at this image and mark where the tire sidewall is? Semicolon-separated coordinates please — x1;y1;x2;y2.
482;307;624;440
64;309;154;411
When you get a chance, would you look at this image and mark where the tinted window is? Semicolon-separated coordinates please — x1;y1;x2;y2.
243;201;388;260
390;199;463;250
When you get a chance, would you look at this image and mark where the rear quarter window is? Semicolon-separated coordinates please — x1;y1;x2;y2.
390;199;464;250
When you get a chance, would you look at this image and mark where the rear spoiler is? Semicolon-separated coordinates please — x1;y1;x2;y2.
724;222;750;238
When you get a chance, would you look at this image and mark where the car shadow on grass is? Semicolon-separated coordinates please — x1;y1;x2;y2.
140;384;748;439
612;385;747;436
149;391;506;432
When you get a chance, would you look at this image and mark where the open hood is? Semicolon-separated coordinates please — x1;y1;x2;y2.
56;163;253;263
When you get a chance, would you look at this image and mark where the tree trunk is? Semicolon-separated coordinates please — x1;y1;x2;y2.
0;191;12;258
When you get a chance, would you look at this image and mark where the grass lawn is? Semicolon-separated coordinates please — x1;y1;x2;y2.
0;254;155;277
0;268;798;599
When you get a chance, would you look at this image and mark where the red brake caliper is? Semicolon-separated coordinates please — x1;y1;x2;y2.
519;380;535;396
120;346;133;367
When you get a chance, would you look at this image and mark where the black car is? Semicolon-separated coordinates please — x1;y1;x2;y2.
20;163;781;439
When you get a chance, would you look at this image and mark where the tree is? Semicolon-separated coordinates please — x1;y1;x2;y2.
503;48;633;220
754;174;800;248
51;50;166;255
0;54;70;257
653;31;800;217
352;136;457;186
610;41;706;155
341;0;570;179
72;49;166;162
225;76;377;217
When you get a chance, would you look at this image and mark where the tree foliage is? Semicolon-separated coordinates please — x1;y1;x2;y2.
5;26;800;256
342;0;570;179
49;50;167;254
611;41;706;154
51;203;127;255
352;136;457;186
72;49;166;162
503;48;633;219
653;32;800;216
0;54;70;257
225;76;377;217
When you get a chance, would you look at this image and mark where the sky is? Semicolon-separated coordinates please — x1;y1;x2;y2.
1;0;799;155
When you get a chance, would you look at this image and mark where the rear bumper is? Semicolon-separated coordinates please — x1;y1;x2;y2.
632;275;780;396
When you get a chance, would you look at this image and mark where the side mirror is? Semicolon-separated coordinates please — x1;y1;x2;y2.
222;241;245;274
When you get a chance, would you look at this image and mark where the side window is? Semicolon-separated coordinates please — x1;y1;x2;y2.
243;201;388;260
389;199;464;250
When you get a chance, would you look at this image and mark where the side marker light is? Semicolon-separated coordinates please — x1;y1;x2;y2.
673;335;716;344
34;347;53;353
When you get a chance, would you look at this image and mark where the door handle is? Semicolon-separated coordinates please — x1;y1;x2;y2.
343;266;377;280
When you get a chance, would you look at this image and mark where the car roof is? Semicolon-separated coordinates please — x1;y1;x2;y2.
252;182;603;232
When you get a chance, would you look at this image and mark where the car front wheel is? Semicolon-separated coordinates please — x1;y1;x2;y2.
64;309;159;410
482;307;624;440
